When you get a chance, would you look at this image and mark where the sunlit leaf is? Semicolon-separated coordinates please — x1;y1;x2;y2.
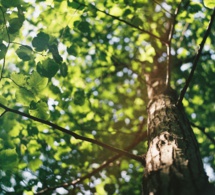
27;71;48;92
11;72;27;87
29;158;43;172
29;101;50;120
16;88;36;106
203;0;215;9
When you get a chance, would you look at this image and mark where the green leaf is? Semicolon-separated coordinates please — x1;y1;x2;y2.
67;45;78;56
29;158;43;172
0;43;7;59
11;72;27;87
77;21;90;33
1;0;20;8
8;18;23;34
73;89;85;106
32;32;50;51
131;17;143;27
16;88;36;106
68;1;84;10
60;63;68;77
189;2;202;13
0;96;7;115
48;44;63;64
203;0;215;9
16;45;33;61
104;184;116;195
29;101;50;120
0;149;18;170
27;71;48;92
37;58;59;78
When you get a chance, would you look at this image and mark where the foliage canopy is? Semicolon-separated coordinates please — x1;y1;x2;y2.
0;0;215;194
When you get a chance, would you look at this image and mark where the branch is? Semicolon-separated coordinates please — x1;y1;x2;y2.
0;7;11;81
73;0;167;44
191;122;215;145
0;103;143;162
35;119;147;194
166;2;182;87
177;9;215;105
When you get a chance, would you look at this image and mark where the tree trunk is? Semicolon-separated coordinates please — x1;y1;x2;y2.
142;66;215;195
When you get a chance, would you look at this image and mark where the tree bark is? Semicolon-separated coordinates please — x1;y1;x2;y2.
143;66;215;195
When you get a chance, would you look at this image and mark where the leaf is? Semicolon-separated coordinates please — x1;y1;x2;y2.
48;44;63;64
67;1;84;10
67;45;78;56
60;63;68;77
0;96;7;115
32;32;50;51
37;58;59;78
0;43;7;60
203;0;215;9
77;21;90;33
104;184;116;195
0;149;18;171
189;2;202;13
11;72;27;87
16;88;36;106
29;101;50;120
131;16;143;27
8;18;23;34
1;0;20;8
27;71;48;92
29;158;43;172
16;45;33;61
73;89;85;106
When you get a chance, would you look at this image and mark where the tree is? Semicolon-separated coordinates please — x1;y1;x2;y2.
0;0;215;194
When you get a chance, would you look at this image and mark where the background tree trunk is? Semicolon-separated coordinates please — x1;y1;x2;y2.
143;66;215;195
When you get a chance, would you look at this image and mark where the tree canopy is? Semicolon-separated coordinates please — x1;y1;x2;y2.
0;0;215;194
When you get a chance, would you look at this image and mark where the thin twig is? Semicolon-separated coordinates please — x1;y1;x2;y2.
166;2;182;87
0;7;11;81
152;0;173;16
35;119;147;194
177;9;215;105
191;122;215;146
0;109;7;117
73;0;167;44
0;102;143;162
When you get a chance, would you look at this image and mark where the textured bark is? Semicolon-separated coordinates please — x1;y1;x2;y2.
143;66;215;194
